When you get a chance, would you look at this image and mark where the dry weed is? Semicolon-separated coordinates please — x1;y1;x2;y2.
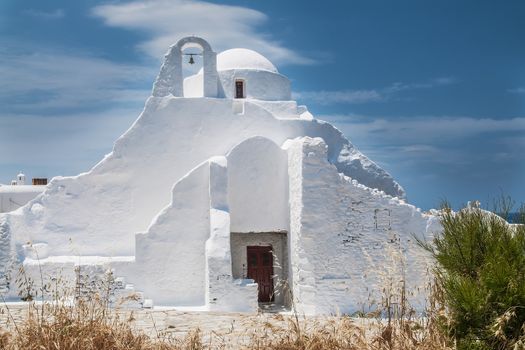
0;244;454;349
0;293;453;349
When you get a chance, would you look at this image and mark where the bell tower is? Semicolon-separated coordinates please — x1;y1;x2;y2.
152;36;218;98
16;172;26;185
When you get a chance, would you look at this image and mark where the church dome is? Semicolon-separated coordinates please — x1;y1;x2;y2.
216;49;278;73
187;46;290;100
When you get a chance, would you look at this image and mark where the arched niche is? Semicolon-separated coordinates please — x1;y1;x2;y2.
227;136;289;233
152;36;218;98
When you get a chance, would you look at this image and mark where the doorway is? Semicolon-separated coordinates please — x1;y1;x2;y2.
235;80;245;98
247;246;274;302
230;232;288;306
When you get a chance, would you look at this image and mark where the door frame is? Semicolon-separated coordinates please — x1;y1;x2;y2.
230;232;288;306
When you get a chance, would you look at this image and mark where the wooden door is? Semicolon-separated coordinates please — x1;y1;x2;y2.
247;246;274;302
235;80;244;98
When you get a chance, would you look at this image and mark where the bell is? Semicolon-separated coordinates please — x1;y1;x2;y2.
188;55;195;65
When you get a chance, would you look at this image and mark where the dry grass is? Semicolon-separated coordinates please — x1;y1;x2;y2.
0;244;455;349
0;288;453;350
0;299;203;350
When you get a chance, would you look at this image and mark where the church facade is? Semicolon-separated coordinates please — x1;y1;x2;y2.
0;37;439;314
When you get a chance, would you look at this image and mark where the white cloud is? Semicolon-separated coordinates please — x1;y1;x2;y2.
384;77;457;93
23;8;65;20
0;108;139;168
320;114;525;168
91;0;313;65
293;90;383;104
322;114;525;208
0;41;152;182
294;77;458;105
323;114;525;143
0;44;153;113
433;77;458;85
508;87;525;94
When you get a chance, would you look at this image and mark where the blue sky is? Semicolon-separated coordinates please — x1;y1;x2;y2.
0;0;524;210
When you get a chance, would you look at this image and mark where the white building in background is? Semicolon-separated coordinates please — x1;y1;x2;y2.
0;172;47;213
0;37;440;314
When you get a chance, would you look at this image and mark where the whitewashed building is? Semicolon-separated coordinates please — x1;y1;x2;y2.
0;37;439;314
0;173;47;213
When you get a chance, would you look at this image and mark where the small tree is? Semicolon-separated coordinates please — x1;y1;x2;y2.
420;199;525;350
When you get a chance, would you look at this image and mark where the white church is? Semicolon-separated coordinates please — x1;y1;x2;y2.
0;37;439;314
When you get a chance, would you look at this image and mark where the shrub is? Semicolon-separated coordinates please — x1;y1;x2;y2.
420;200;525;350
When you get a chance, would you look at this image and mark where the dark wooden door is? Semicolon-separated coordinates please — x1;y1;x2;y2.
247;246;274;302
235;80;244;98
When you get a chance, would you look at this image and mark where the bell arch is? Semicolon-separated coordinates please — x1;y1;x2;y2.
152;36;218;98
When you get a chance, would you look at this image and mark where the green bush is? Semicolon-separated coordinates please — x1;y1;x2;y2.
421;199;525;350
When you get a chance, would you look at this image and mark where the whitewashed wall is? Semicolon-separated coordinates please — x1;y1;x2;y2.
206;158;258;312
218;70;291;101
0;186;45;213
184;69;291;101
131;160;212;306
286;137;436;314
1;134;438;314
4;98;402;258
